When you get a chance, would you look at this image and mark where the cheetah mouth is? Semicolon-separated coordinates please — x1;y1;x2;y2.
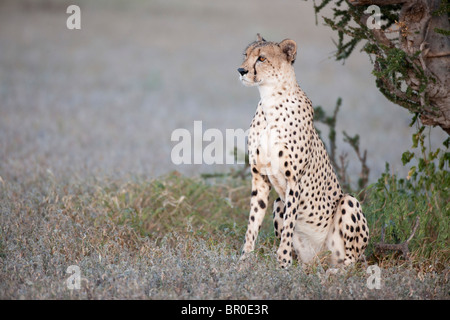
240;76;262;87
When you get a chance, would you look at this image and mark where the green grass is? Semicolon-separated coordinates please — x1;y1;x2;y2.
96;173;251;239
361;166;449;271
94;171;448;272
90;172;282;258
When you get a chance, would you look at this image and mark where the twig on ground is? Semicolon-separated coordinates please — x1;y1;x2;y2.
374;216;420;259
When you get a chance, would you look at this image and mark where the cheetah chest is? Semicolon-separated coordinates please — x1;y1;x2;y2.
249;115;290;198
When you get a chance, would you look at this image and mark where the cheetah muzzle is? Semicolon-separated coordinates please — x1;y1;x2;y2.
237;34;369;268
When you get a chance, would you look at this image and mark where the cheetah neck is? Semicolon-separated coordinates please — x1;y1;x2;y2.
257;70;298;103
257;70;314;126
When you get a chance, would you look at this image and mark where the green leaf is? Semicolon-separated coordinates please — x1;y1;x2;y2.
418;158;426;171
401;151;414;165
407;166;416;180
412;132;419;148
443;137;450;149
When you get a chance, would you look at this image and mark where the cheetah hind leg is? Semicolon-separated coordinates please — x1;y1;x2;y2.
325;195;369;266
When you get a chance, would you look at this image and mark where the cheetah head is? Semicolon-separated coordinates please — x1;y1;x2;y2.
238;34;297;89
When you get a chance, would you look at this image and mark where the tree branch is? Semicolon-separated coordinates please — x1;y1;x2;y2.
374;216;420;259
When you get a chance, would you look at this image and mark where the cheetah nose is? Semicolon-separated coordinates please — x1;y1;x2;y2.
237;68;248;76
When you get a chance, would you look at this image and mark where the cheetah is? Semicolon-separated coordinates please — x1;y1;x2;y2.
237;34;369;268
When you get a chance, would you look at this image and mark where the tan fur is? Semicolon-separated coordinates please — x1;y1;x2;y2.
238;35;369;268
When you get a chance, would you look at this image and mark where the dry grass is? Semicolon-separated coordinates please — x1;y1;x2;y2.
0;172;448;299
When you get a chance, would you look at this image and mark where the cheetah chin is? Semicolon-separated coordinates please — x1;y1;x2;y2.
239;76;262;87
237;34;369;269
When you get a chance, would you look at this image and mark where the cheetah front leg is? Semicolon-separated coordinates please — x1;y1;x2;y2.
240;168;271;259
272;197;285;240
276;186;299;268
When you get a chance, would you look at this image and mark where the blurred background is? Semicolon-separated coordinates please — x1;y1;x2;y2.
0;0;447;184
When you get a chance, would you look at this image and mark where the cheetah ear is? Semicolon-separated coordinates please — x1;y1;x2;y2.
256;33;266;42
279;39;297;64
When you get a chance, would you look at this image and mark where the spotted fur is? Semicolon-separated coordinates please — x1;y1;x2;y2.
238;34;369;268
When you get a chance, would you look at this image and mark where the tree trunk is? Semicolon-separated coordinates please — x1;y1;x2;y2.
351;0;450;134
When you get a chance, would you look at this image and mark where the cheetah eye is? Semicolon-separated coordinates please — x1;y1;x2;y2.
258;56;266;62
